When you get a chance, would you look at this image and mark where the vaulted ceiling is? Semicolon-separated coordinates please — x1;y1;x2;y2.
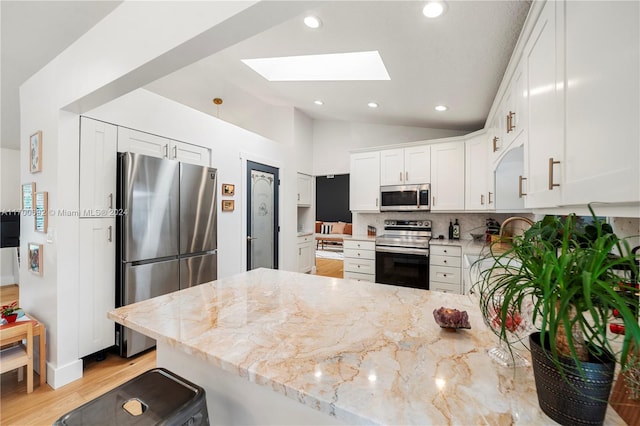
1;1;531;150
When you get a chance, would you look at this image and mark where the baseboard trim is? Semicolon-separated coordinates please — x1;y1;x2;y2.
47;359;83;389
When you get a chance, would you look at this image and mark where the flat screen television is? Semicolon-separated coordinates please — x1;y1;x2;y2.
0;212;20;248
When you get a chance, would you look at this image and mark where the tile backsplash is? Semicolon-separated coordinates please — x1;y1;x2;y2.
353;212;533;239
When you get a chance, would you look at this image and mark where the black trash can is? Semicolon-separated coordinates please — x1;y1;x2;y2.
54;368;209;426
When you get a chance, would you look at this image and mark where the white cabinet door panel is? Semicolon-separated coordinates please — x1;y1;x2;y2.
350;152;380;211
80;117;117;216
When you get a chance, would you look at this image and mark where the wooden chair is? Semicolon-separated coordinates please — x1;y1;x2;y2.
0;322;34;393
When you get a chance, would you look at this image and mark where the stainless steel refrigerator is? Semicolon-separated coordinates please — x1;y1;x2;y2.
116;152;217;357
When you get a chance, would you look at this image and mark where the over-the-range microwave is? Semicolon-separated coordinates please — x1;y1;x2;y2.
380;184;430;211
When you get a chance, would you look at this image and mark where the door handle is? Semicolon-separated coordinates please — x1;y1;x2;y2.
107;226;112;242
173;145;177;159
492;136;499;152
519;175;527;198
480;194;485;205
108;193;113;209
247;236;257;242
405;171;408;181
488;192;493;204
548;158;560;190
163;144;169;158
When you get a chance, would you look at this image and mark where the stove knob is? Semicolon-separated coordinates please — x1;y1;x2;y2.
390;220;396;226
417;221;423;226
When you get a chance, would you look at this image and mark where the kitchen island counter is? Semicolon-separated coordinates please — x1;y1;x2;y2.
108;268;624;425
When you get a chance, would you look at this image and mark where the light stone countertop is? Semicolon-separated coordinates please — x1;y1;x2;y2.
108;268;624;425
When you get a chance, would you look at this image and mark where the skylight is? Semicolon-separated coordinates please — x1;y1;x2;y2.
241;51;390;82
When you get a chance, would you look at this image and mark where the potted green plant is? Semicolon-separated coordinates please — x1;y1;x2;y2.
1;301;21;323
475;208;639;426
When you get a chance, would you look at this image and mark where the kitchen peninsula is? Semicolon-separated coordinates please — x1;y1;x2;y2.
108;269;625;425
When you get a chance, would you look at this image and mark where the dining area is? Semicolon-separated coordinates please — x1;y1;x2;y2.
0;288;47;395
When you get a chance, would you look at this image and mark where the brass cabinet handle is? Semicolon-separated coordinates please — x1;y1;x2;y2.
480;194;485;205
492;136;499;152
519;175;527;197
506;113;510;133
548;158;560;190
510;111;516;131
488;192;493;204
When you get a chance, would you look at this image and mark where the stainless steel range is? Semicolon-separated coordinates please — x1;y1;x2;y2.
375;220;431;290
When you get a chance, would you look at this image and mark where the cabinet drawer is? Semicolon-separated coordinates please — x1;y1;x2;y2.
344;248;375;260
297;235;313;244
431;282;461;294
344;271;375;283
430;255;461;268
430;245;462;256
344;239;375;251
430;265;461;284
344;258;375;275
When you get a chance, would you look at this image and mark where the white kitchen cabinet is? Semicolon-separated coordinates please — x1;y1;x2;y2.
343;239;375;282
297;173;312;206
79;117;117;217
349;151;380;212
502;61;527;149
380;146;430;186
78;218;115;358
430;141;465;211
494;145;526;211
297;234;314;273
429;244;462;294
561;1;640;206
118;127;210;166
465;131;494;211
522;0;564;208
171;140;210;166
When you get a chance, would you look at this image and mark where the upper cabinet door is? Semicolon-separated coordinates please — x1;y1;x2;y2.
350;151;380;212
117;127;170;158
431;141;465;211
380;148;404;185
170;140;210;167
465;133;492;211
523;0;564;208
562;1;639;206
404;145;431;184
79;117;117;216
297;173;312;206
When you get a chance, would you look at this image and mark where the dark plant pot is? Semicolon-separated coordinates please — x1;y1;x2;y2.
530;332;615;426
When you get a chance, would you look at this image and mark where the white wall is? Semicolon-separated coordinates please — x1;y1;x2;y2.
312;120;468;176
1;148;21;285
18;1;311;388
87;89;304;278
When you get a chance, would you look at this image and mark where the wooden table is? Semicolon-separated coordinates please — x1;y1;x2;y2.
1;314;46;386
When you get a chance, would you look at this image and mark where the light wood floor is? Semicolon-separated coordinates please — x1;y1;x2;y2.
0;349;156;425
315;257;343;278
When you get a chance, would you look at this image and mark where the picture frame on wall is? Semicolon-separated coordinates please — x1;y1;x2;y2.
35;191;48;233
28;243;43;275
222;200;235;212
222;183;235;196
29;131;43;173
21;182;36;211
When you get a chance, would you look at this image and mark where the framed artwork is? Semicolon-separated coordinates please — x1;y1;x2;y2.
222;200;235;212
29;131;43;173
222;183;235;196
21;182;36;211
35;191;48;233
28;243;43;276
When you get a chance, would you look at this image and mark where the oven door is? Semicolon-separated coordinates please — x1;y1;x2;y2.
375;246;429;290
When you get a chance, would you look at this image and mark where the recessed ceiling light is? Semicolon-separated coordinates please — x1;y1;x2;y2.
368;102;379;108
241;51;390;82
435;105;448;111
423;1;445;18
314;100;324;106
303;15;322;29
